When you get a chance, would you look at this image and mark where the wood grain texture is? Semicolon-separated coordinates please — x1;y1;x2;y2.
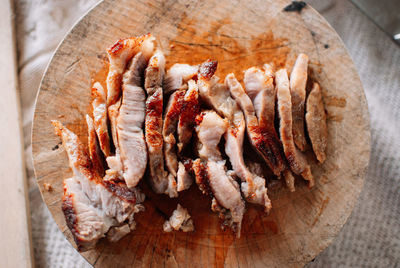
0;0;33;267
32;0;370;267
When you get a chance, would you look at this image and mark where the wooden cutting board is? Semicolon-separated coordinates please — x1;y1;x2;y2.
32;0;370;267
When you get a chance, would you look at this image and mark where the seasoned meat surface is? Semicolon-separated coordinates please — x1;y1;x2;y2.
276;69;314;187
145;51;178;197
290;53;309;151
226;73;285;176
91;82;110;157
117;52;148;188
52;120;144;251
177;80;200;153
306;82;327;163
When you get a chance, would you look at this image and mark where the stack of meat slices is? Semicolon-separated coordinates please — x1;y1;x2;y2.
52;34;328;251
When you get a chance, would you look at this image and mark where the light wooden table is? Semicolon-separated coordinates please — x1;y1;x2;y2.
0;0;33;267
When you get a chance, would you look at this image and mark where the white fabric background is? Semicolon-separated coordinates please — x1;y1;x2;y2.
15;0;400;267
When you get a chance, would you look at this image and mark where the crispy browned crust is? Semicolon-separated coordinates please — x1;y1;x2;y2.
102;181;137;203
192;159;212;196
145;89;164;148
107;34;151;57
62;193;96;252
247;124;286;175
179;91;200;131
164;90;185;123
199;60;217;79
86;115;105;177
91;84;111;157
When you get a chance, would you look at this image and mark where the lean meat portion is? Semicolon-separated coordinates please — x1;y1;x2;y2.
196;60;271;212
116;52;148;188
106;34;155;149
289;53;309;151
145;50;178;197
226;73;285;176
275;69;314;187
194;110;245;236
91;82;110;157
305;82;327;163
52;120;144;252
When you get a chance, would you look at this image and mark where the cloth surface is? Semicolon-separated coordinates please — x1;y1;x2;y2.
15;0;399;267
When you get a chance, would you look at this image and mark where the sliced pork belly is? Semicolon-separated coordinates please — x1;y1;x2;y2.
106;34;155;106
62;177;105;251
244;65;276;128
116;52;148;188
86;115;105;177
194;111;245;236
91;82;110;157
197;60;235;119
163;90;185;177
145;88;177;197
52;120;144;251
290;53;309;151
145;51;178;197
243;66;292;190
163;63;198;94
106;35;155;152
163;204;194;232
305;82;327;163
196;62;271;211
144;50;166;95
226;73;285;176
108;99;122;151
275;69;314;187
177;80;200;153
225;121;272;212
207;160;245;235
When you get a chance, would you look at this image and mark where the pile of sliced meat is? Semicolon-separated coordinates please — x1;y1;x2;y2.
52;34;327;251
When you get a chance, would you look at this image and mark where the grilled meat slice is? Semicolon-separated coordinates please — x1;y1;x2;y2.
86;115;105;177
91;82;110;157
289;53;309;151
177;80;200;153
225;119;272;212
194;110;245;236
163;63;198;94
207;160;245;236
305;82;327;163
106;35;155;151
145;50;177;197
116;52;148;188
52;120;144;251
163;89;185;177
244;66;292;191
244;65;276;128
145;88;177;197
106;34;155;106
275;69;314;187
197;61;271;211
226;73;285;176
62;177;106;251
145;50;166;95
